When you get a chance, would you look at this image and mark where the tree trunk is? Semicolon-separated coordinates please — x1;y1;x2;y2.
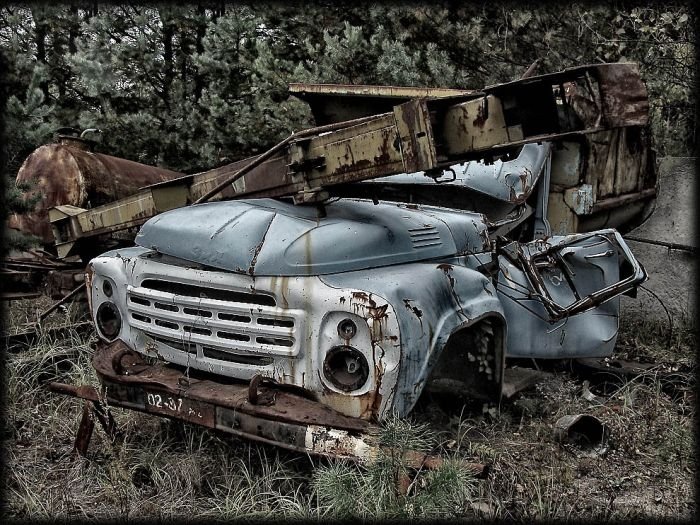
194;4;206;102
31;8;50;101
162;16;174;109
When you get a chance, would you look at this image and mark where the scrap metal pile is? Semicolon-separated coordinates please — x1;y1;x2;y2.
5;63;658;469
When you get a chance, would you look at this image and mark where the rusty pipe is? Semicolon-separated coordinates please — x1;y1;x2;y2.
38;282;86;322
47;382;101;401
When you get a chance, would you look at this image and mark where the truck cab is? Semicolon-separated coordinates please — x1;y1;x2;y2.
86;166;645;421
83;65;652;422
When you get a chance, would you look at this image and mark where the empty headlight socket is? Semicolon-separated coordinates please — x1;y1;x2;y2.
323;345;370;392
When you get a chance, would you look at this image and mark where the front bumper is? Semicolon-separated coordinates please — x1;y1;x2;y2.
48;339;488;475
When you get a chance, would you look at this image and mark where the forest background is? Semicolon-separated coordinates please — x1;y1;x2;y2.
0;1;694;179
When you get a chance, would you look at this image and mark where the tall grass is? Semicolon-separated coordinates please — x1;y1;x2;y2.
3;300;695;520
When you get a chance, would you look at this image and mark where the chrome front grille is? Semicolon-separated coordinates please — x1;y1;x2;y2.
126;279;301;358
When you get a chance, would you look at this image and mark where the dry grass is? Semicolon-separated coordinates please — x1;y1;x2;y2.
3;296;87;334
2;296;695;520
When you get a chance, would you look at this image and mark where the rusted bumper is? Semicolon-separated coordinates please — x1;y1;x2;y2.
49;339;486;474
85;339;370;458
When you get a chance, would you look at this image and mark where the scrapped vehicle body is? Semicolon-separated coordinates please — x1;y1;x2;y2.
2;131;184;300
49;63;655;258
86;194;645;421
9;132;184;247
53;64;652;461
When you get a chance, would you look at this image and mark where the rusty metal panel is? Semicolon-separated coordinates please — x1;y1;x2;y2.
9;145;83;242
185;155;292;200
289;83;477;99
50;373;489;472
289;83;478;125
75;192;159;234
486;63;649;128
150;185;189;212
10;143;183;243
581;128;655;200
49;185;189;258
595;63;649;127
92;339;371;432
292;113;406;189
441;95;519;156
393;99;438;173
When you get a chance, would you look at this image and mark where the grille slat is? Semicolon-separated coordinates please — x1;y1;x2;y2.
127;283;300;357
129;287;274;314
141;279;276;306
131;318;295;355
128;301;294;337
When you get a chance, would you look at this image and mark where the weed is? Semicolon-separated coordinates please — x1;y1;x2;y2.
311;415;478;519
3;297;695;520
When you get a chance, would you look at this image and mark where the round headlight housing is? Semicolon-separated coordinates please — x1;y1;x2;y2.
323;345;369;392
337;318;357;339
102;280;113;297
96;301;122;341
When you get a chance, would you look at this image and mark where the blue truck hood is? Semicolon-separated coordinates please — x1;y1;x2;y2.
135;198;490;276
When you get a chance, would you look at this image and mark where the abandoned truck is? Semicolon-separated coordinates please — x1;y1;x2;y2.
82;63;650;424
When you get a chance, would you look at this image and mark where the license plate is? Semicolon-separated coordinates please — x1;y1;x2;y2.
143;388;216;426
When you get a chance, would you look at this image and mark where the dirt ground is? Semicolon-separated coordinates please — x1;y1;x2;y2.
2;296;695;520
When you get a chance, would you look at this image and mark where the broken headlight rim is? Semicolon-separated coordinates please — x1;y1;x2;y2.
96;301;122;341
323;345;369;392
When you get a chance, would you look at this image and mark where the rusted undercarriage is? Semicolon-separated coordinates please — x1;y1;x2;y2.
0;250;83;300
49;339;488;475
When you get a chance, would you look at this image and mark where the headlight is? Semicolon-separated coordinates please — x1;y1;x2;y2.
337;318;357;339
96;301;122;341
323;345;369;392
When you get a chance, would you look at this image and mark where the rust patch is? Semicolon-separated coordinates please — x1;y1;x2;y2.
352;291;370;302
334;158;373;176
12;144;183;243
472;98;488;128
368;303;389;320
402;299;423;318
93;339;369;432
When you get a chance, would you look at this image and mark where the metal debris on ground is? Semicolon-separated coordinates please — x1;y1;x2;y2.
553;414;610;455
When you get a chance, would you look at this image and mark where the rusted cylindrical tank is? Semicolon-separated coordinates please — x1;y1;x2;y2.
8;136;184;244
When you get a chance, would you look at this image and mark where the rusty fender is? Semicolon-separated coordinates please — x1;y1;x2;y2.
321;261;507;416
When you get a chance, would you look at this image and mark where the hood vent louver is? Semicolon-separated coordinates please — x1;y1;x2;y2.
409;226;442;249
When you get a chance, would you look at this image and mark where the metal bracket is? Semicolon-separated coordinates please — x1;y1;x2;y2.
533;151;553;239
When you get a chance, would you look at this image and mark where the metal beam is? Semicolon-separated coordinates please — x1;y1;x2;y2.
49;63;649;258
